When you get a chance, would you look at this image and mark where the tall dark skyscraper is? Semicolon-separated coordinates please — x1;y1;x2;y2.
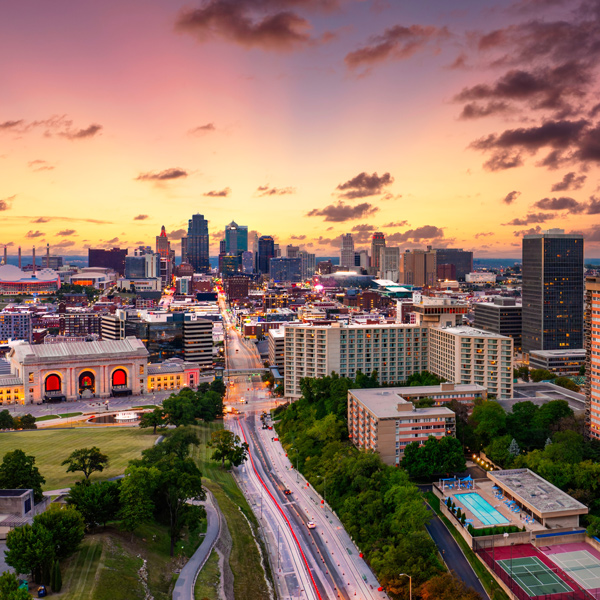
433;248;473;280
258;236;275;274
88;247;128;275
183;214;210;273
522;229;584;355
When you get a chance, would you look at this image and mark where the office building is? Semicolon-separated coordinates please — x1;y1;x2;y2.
400;248;437;287
529;349;585;376
58;313;102;337
354;250;370;269
125;253;160;280
371;232;386;272
428;326;513;399
381;247;400;282
88;248;128;276
182;316;213;367
522;229;584;354
286;245;300;259
258;236;275;274
434;249;473;281
225;221;248;255
182;214;210;273
284;322;429;399
340;234;355;269
224;276;249;300
270;257;301;282
0;312;32;343
348;388;456;466
437;263;456;281
411;295;468;328
466;272;497;284
474;297;522;351
585;277;600;439
219;254;239;276
299;251;316;281
241;251;254;274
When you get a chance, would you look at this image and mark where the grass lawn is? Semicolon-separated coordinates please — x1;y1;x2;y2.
35;414;61;422
424;492;509;600
0;428;157;490
191;422;272;600
58;412;83;418
58;519;206;600
194;549;220;600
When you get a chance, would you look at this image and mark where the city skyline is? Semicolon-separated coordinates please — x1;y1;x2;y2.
2;0;600;258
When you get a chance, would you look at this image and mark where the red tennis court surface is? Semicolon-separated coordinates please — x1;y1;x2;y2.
476;542;599;599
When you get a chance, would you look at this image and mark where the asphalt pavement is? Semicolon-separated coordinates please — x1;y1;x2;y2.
425;508;489;599
172;490;221;600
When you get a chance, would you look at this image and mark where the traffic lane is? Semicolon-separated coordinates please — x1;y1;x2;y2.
425;509;489;600
245;416;349;600
260;427;382;600
236;417;328;600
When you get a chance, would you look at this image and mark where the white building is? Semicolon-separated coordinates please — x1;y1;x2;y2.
428;326;513;399
465;272;497;284
268;328;285;374
381;247;400;282
284;322;429;399
340;234;354;269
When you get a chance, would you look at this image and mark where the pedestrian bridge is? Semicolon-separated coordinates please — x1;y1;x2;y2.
222;368;270;378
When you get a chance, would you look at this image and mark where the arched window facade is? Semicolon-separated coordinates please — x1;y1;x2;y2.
112;369;127;387
45;374;61;392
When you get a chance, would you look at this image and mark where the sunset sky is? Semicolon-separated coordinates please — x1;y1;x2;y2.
1;0;600;259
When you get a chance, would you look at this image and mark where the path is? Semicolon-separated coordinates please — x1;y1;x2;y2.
172;489;222;600
425;508;490;599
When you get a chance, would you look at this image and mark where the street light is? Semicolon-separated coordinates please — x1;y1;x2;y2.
399;573;412;600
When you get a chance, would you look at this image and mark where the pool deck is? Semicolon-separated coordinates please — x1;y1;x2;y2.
437;479;546;532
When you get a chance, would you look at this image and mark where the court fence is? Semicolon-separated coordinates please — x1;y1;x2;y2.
473;538;600;600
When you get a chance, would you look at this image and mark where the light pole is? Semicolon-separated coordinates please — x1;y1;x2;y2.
399;573;412;600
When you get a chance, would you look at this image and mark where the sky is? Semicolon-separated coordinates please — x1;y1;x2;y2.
1;0;600;259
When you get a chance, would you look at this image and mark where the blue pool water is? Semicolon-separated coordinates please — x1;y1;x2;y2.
454;492;509;526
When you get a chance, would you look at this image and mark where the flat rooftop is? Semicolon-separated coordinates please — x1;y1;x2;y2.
489;469;588;516
349;388;455;419
387;383;485;397
436;325;511;339
508;382;585;414
529;349;586;359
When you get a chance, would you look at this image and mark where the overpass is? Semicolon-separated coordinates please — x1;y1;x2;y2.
222;368;270;378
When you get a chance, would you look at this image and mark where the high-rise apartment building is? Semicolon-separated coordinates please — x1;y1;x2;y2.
0;312;32;343
585;276;600;440
434;249;473;281
88;248;128;276
522;229;583;355
400;248;436;287
258;236;275;274
340;234;354;269
299;251;316;280
428;326;513;399
284;322;429;398
371;232;386;272
182;214;210;273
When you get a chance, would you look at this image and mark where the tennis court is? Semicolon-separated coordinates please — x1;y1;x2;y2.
548;550;600;591
497;556;573;596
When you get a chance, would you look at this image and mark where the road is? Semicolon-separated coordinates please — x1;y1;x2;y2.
425;510;489;599
219;292;385;600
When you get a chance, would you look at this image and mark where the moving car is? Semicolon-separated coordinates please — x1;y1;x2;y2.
283;489;292;495
307;521;316;529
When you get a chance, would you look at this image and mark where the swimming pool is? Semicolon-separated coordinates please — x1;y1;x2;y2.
454;492;509;526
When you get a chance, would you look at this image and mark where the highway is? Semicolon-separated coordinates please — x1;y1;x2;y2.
219;292;386;600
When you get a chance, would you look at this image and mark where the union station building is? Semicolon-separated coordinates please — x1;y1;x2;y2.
5;338;149;403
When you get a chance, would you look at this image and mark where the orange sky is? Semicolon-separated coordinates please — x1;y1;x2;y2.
1;0;599;259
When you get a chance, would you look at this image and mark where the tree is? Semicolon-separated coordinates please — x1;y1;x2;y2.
5;522;55;584
61;446;109;480
51;560;62;593
0;410;14;430
470;401;506;448
419;573;482;600
508;438;520;456
414;397;435;408
484;436;512;468
0;449;45;503
34;504;85;559
534;400;573;431
66;480;121;530
119;465;159;534
162;391;197;426
209;378;226;397
0;572;31;600
13;414;36;430
531;369;556;382
208;430;249;468
139;407;166;434
553;377;580;392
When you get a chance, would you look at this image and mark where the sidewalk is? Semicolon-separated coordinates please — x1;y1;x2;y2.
172;490;221;600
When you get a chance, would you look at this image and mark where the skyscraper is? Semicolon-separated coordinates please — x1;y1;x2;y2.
258;236;275;274
522;229;584;354
434;248;473;281
400;248;436;287
371;232;386;272
340;233;354;269
225;221;248;255
156;226;175;287
183;214;210;273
